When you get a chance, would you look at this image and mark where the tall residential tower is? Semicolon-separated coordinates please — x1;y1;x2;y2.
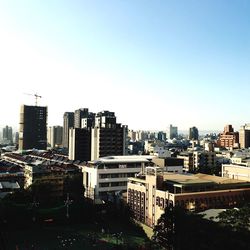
91;111;127;160
239;124;250;149
169;124;178;139
19;105;47;150
2;125;13;144
62;112;74;148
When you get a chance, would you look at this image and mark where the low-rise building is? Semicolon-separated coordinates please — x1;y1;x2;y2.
24;161;82;197
222;163;250;181
82;155;155;203
193;151;216;171
152;157;183;173
177;152;194;172
127;166;250;228
0;181;20;199
0;159;24;188
2;150;83;198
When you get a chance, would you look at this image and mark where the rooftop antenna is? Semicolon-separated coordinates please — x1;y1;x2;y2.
24;93;42;106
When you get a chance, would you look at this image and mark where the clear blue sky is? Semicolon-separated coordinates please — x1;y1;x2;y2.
0;0;249;131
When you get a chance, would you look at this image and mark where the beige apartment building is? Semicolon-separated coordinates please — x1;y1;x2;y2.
127;167;250;228
222;164;250;181
177;151;216;172
193;151;216;170
177;152;194;172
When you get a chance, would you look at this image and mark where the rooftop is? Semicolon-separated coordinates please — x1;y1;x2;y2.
163;172;247;186
0;181;20;189
199;209;226;222
91;155;156;164
163;173;213;185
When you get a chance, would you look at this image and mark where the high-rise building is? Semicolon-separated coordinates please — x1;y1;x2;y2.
68;128;91;161
2;125;13;144
68;111;94;161
136;130;148;141
81;112;95;129
19;105;47;150
239;124;250;149
74;108;90;128
189;126;199;140
62;112;74;148
128;130;137;142
169;124;178;139
48;126;63;148
218;125;239;148
91;111;127;161
157;131;166;141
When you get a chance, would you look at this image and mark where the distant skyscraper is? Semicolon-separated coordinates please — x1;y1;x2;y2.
239;124;250;149
157;131;166;141
62;112;74;148
189;126;199;140
48;126;63;148
136;131;148;141
169;124;178;139
128;130;137;142
15;132;19;145
19;105;47;150
2;125;13;144
91;111;127;160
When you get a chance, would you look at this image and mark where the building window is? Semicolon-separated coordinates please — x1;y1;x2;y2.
156;197;160;206
99;183;109;187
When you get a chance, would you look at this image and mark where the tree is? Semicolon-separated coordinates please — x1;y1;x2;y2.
2;189;32;203
63;175;85;200
152;205;250;250
152;204;175;249
217;204;250;231
29;181;54;204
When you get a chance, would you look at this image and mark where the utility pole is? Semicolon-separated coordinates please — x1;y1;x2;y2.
31;197;39;222
64;193;73;218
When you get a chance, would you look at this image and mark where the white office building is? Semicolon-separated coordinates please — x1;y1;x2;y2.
81;155;155;203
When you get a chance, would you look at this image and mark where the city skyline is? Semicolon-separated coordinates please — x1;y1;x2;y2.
0;1;249;131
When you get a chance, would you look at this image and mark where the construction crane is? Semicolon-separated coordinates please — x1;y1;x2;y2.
24;93;42;106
